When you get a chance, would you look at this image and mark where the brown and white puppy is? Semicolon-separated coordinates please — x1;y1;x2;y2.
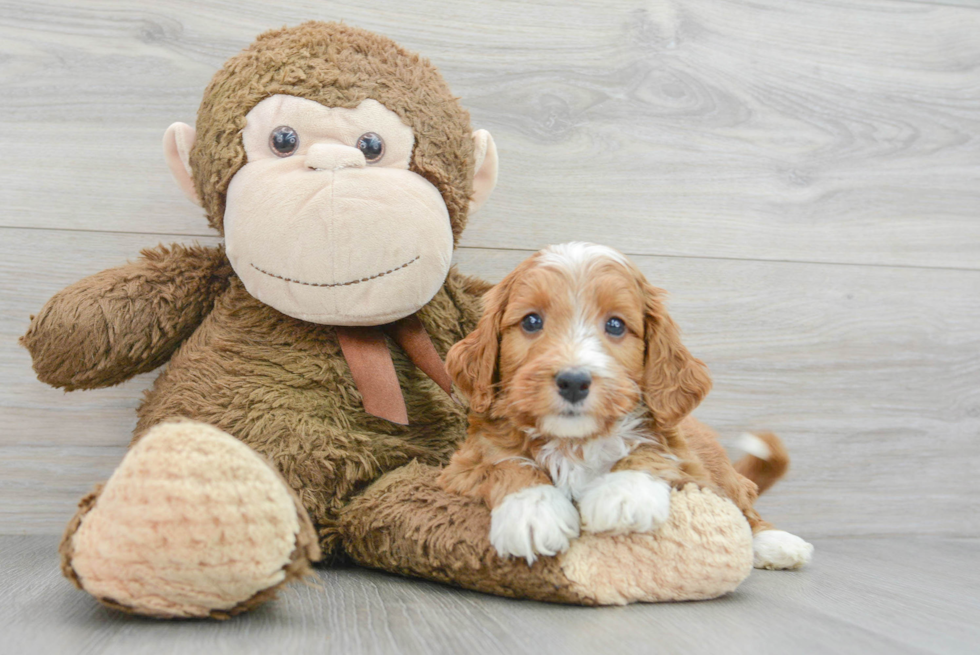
438;243;813;569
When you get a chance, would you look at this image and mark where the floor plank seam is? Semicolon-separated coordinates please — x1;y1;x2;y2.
3;226;979;275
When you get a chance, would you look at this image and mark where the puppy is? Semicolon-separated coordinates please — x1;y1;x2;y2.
438;243;813;569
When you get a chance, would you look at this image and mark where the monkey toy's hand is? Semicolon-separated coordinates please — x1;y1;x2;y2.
22;244;232;390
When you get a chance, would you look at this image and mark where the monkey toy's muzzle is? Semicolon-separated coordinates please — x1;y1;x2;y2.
225;164;454;326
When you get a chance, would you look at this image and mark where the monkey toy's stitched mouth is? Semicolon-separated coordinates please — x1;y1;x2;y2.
249;255;420;288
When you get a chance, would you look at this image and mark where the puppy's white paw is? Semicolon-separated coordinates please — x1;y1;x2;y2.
490;485;580;565
753;529;814;570
578;470;671;535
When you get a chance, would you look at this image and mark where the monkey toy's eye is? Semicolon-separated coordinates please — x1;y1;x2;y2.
269;126;299;157
356;132;385;163
605;317;626;337
521;313;544;334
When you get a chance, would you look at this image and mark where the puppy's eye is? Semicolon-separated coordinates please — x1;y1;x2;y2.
356;132;385;162
269;126;299;157
605;317;626;337
521;313;544;333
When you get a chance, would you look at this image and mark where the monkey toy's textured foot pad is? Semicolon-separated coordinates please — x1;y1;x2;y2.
340;462;754;605
61;421;320;618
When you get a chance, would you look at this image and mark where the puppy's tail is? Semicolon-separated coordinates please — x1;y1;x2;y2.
734;432;790;496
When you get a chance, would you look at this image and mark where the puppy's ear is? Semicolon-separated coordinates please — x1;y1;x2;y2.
446;278;512;414
641;282;712;430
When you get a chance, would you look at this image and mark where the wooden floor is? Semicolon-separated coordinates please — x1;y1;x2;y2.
1;0;979;651
2;535;978;655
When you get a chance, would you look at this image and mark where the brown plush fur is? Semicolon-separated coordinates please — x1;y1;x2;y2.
22;244;233;391
340;461;589;604
22;22;486;563
133;273;481;557
340;462;753;605
192;21;475;243
28;256;484;560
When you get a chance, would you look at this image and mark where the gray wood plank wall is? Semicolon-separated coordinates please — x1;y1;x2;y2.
1;0;978;539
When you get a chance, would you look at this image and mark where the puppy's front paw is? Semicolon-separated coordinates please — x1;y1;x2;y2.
490;485;580;565
753;529;814;570
579;470;671;535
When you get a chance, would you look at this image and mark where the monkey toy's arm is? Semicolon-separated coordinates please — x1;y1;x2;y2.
21;243;233;390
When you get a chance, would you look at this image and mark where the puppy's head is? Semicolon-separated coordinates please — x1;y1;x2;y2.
447;242;711;438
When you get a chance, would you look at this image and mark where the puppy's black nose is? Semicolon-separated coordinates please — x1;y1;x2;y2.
555;369;591;404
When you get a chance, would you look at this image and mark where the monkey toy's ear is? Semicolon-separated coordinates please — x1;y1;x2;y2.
163;122;201;207
469;129;498;215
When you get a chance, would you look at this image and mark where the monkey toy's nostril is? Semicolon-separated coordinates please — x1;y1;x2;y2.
555;369;591;405
305;143;367;171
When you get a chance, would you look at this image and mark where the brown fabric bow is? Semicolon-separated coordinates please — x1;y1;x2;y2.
335;314;455;425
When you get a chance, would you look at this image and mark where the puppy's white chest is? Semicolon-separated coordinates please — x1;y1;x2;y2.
536;432;640;501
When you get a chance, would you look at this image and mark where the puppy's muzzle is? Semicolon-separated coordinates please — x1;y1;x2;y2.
555;368;591;405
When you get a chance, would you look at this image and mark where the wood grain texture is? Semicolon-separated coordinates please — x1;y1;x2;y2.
1;535;978;654
0;0;978;268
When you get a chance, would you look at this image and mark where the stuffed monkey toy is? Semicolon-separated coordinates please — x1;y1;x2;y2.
22;22;753;618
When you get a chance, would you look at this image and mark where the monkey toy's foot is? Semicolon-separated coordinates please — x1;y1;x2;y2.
60;421;320;618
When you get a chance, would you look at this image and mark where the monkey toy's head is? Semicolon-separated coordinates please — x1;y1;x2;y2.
163;22;497;326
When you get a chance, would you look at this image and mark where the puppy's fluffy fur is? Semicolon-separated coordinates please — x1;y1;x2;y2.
438;243;813;568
